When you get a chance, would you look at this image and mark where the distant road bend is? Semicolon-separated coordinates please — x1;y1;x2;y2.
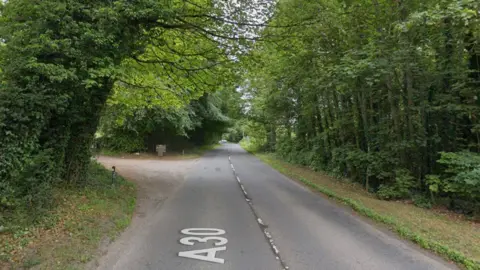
97;144;456;270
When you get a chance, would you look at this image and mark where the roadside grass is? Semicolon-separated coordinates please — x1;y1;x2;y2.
0;162;136;269
252;152;480;270
99;144;219;160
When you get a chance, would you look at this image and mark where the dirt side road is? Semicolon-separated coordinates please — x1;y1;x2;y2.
88;156;196;269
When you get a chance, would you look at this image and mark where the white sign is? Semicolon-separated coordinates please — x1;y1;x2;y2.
178;228;227;264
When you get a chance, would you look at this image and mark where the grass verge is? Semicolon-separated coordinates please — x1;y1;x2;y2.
0;162;136;269
251;152;480;270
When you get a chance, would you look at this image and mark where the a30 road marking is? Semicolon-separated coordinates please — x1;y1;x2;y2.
180;236;228;246
181;228;225;236
178;228;227;264
179;246;226;264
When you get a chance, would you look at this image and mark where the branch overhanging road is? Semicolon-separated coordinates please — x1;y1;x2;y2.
97;144;456;270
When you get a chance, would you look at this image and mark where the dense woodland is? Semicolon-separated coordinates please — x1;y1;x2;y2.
0;0;479;223
241;0;480;215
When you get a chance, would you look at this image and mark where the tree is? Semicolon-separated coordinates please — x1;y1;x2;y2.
98;91;232;152
0;0;274;215
242;0;480;214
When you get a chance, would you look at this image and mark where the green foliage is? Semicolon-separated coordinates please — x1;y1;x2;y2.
0;0;151;213
98;131;146;153
431;152;480;214
413;194;433;209
242;0;480;214
223;127;243;143
0;0;270;221
437;152;480;197
223;120;245;143
0;151;56;225
377;169;416;200
99;93;232;152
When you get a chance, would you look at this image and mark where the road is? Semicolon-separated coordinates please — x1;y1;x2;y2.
97;144;455;270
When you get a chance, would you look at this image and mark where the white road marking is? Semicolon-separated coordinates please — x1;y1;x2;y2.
181;228;225;236
240;185;248;196
229;157;290;270
257;218;264;225
179;228;228;264
180;236;228;246
179;246;226;264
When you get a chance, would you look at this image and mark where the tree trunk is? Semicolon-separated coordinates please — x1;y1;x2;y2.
38;112;73;182
358;89;371;190
64;80;113;185
405;67;415;138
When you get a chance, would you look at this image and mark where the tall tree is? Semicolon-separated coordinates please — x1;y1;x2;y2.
243;0;480;213
0;0;273;212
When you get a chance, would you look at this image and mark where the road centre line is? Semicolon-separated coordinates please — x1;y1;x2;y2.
227;154;289;270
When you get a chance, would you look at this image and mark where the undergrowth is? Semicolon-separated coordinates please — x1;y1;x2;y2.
0;162;136;269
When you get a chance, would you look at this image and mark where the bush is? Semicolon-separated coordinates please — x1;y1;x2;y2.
1;151;56;225
377;169;416;200
97;131;146;153
223;125;244;143
431;152;480;215
240;138;265;153
413;194;433;209
275;137;293;158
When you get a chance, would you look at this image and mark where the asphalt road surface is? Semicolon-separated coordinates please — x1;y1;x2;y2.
98;144;455;270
